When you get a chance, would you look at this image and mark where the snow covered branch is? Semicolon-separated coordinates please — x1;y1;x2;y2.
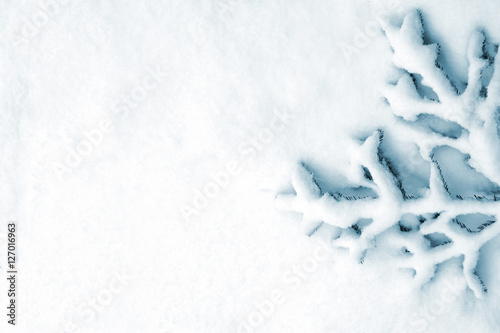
277;10;500;298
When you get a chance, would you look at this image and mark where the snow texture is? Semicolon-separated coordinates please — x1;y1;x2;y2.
276;10;500;298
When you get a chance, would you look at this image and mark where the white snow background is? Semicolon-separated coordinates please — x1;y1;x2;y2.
1;0;500;332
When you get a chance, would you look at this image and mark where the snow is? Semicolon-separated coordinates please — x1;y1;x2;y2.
2;0;500;332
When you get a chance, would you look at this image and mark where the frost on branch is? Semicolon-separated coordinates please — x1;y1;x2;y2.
276;11;500;298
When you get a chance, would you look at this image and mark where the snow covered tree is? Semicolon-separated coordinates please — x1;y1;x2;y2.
276;10;500;298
